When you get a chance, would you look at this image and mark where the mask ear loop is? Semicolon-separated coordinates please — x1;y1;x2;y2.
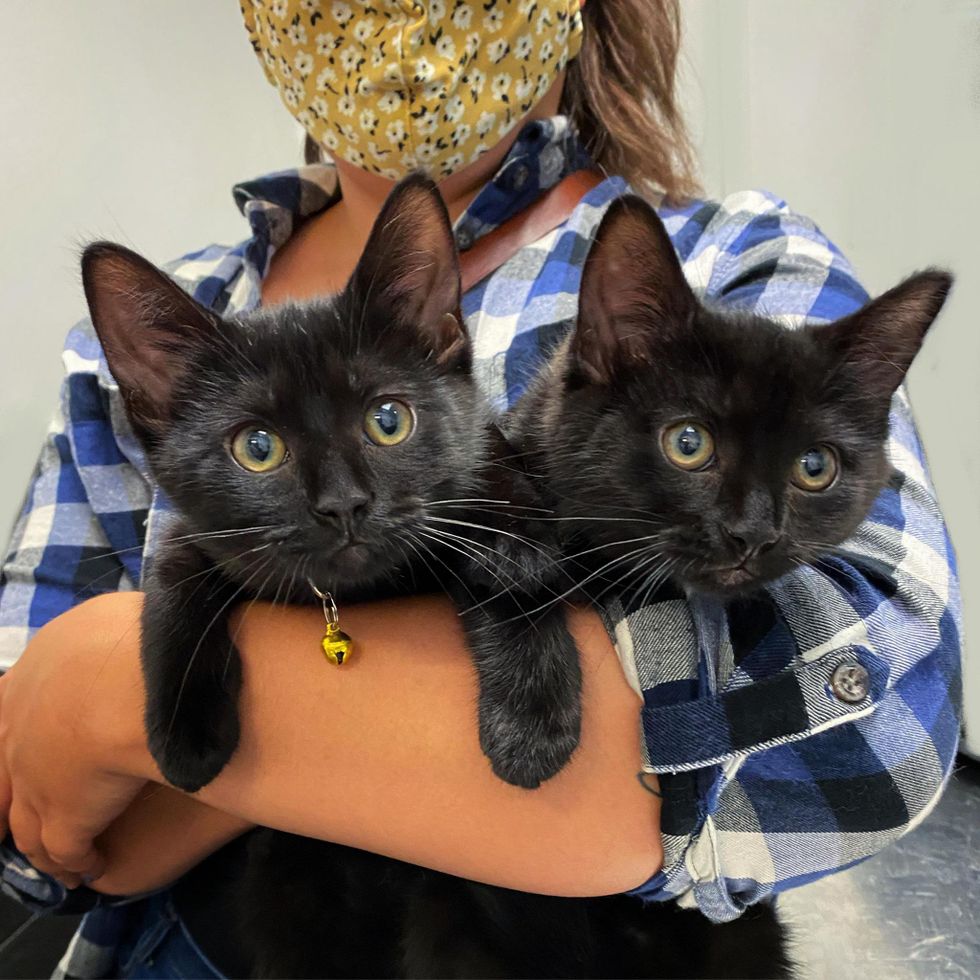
308;579;354;665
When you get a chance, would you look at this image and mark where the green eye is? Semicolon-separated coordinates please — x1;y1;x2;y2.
792;446;839;492
364;399;415;447
230;427;287;473
662;421;715;470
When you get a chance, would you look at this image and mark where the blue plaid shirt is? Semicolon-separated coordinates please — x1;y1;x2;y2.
0;118;961;977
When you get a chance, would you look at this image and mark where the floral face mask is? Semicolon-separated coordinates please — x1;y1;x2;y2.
240;0;584;179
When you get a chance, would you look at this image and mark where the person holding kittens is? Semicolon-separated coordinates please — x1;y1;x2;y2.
0;1;960;977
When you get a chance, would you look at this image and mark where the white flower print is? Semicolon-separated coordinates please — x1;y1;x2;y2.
294;51;314;77
483;9;503;33
443;94;465;123
469;142;488;163
514;33;533;60
300;0;318;12
278;55;293;79
475;111;495;137
379;167;401;180
264;19;281;48
323;129;340;150
399;151;419;170
413;58;435;83
311;96;329;117
491;73;512;101
486;39;509;64
296;108;314;129
262;49;276;71
332;1;354;27
340;122;359;143
435;34;456;61
408;28;424;53
344;146;366;167
452;4;472;30
468;67;486;96
315;66;337;91
282;86;299;108
555;18;570;46
416;142;438;164
451;122;471;145
535;71;551;97
271;0;288;19
414;112;439;136
285;22;308;46
386;120;407;145
340;45;364;72
515;76;534;102
382;63;401;85
441;152;464;173
316;32;338;55
359;108;379;133
371;45;385;67
378;91;403;113
429;0;446;24
420;80;441;101
338;93;356;116
540;39;554;63
353;18;375;44
536;10;554;35
464;31;481;57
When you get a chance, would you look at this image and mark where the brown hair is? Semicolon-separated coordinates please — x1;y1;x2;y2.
306;0;699;201
562;0;699;202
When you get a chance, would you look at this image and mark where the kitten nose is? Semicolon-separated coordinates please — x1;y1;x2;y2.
311;491;372;530
721;524;781;562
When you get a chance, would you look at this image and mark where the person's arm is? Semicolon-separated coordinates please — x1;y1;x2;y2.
0;590;662;899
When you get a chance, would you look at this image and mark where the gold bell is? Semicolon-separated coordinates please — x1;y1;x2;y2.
310;581;353;666
321;622;354;666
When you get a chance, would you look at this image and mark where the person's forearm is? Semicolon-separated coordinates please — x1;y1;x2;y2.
92;787;252;896
100;592;661;897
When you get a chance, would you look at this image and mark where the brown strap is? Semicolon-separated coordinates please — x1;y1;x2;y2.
459;168;604;293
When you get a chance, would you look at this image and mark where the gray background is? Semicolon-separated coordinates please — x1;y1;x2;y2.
0;1;977;752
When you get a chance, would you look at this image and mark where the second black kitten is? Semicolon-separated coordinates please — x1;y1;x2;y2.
511;193;951;607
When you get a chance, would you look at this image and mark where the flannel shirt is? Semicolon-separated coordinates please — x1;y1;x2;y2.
0;117;961;977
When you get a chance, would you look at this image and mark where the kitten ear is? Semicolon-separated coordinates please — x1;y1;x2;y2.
82;242;220;436
349;173;467;369
822;269;952;399
573;195;694;385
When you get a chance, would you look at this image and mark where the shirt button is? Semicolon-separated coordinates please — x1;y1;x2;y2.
456;228;473;250
830;662;870;703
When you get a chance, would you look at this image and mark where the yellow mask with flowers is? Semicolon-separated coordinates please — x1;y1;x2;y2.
240;0;584;180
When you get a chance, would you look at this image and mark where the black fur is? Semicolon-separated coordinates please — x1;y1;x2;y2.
82;175;579;795
511;195;951;606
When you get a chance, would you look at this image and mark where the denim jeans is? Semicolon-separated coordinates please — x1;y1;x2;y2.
116;891;225;979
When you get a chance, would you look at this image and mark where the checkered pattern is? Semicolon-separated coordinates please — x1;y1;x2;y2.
0;118;960;976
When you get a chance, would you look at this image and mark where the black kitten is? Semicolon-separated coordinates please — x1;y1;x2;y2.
81;175;578;794
513;194;951;603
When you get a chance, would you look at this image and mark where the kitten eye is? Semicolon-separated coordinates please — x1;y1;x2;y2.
792;446;839;492
661;421;715;471
364;399;415;447
230;427;287;473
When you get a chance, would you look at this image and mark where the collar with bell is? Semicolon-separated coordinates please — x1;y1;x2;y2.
309;580;353;666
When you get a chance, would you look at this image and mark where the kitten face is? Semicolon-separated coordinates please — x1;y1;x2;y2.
531;195;951;599
149;301;486;590
83;175;485;594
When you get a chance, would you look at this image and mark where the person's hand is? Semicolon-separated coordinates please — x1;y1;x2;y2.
0;592;157;887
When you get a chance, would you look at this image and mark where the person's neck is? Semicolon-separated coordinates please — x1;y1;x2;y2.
262;77;565;306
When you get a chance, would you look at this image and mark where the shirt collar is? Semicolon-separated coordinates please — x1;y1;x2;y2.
231;115;592;261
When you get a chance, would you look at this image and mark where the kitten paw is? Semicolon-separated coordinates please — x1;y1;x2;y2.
147;710;240;793
480;711;580;790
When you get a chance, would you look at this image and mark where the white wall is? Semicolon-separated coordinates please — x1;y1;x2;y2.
679;0;980;754
1;2;976;747
0;1;302;530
